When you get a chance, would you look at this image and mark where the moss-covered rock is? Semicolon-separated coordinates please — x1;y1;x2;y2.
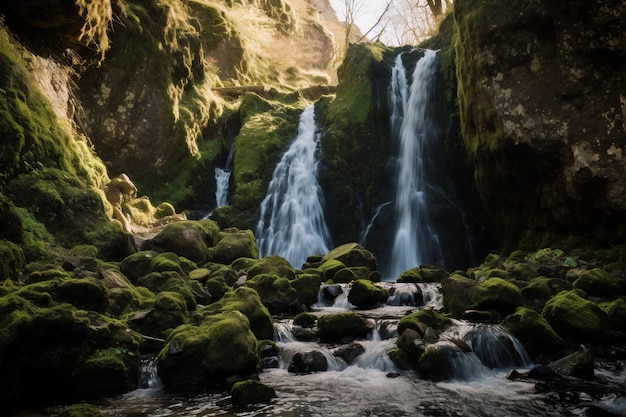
211;229;258;264
318;311;374;342
19;274;109;313
317;259;346;281
520;277;572;300
417;344;457;381
599;298;626;333
502;307;564;360
0;294;140;409
247;255;296;280
573;268;623;298
157;311;260;390
151;221;210;264
321;243;377;271
244;273;298;314
120;250;159;284
398;309;452;336
541;290;610;344
198;286;273;340
150;252;186;275
347;279;388;309
128;291;188;340
205;276;230;302
58;403;103;417
397;266;450;283
471;277;522;316
291;273;322;307
441;273;478;317
230;379;276;404
0;240;25;281
137;271;201;311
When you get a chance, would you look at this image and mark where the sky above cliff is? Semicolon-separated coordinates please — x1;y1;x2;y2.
328;0;390;42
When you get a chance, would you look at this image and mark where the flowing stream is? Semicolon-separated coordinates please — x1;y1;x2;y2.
255;104;331;268
45;282;625;417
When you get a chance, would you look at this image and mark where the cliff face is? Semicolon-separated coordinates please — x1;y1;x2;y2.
455;0;626;250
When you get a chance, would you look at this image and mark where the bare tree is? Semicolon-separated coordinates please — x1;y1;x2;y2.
380;0;452;46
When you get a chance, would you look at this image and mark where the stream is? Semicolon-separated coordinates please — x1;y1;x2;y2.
35;283;626;417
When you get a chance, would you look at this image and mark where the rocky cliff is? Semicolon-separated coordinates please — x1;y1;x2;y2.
454;0;626;251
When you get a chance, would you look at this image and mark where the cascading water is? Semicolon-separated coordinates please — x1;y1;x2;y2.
387;49;444;280
215;139;234;209
255;104;331;268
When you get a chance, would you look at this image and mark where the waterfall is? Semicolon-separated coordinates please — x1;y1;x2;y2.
256;105;332;268
215;139;234;209
387;49;443;280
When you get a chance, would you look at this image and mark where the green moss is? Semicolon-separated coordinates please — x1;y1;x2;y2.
59;404;103;417
317;311;374;342
244;273;297;313
573;268;622;298
150;252;185;275
19;275;109;313
347;279;388;309
441;273;478;317
205;276;229;301
231;379;276;404
198;286;273;340
291;273;322;306
472;277;522;316
211;229;259;264
398;310;451;336
120;250;158;284
247;255;296;280
317;259;346;281
137;271;198;311
501;307;564;359
0;240;25;281
231;97;301;211
599;298;626;332
398;266;450;283
542;290;610;344
520;277;572;299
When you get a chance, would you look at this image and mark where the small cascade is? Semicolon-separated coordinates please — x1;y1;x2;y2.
138;355;163;390
256;105;332;268
214;167;230;208
387;49;444;280
463;324;533;370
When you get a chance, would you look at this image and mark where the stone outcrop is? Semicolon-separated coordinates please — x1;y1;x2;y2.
455;0;626;250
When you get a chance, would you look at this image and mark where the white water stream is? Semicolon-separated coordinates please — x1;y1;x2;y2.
255;104;331;268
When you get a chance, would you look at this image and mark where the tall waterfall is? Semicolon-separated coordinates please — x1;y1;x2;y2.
256;105;331;268
387;49;443;280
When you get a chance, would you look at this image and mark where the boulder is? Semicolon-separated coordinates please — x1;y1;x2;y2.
321;243;377;271
396;328;424;359
541;290;610;344
548;346;595;380
573;268;623;298
151;221;210;264
120;250;158;284
318;312;374;342
197;287;274;340
288;350;328;373
599;298;626;332
347;279;388;309
247;255;296;280
397;266;450;283
398;309;451;336
230;379;276;404
128;291;188;340
137;271;200;311
441;274;478;317
471;277;523;317
244;273;299;314
211;229;259;264
502;307;564;360
291;273;323;307
333;342;365;365
520;277;572;300
157;311;260;390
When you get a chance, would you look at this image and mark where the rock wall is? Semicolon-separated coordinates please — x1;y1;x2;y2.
455;0;626;251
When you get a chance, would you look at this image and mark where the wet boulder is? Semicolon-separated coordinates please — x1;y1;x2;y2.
321;243;377;272
417;344;464;381
197;286;274;340
230;379;276;404
210;229;259;264
396;328;425;360
502;307;564;360
573;268;623;298
333;342;365;364
347;279;388;309
548;345;595;380
386;283;424;306
120;250;159;284
0;293;140;410
318;311;374;342
398;309;451;337
317;259;347;281
541;290;610;345
244;273;299;314
247;255;296;280
150;221;210;264
441;273;479;317
288;350;328;373
397;266;450;283
158;311;260;390
471;277;523;317
291;273;323;306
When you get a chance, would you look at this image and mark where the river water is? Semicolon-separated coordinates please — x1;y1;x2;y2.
33;283;626;417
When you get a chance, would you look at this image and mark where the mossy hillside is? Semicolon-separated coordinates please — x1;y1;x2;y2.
0;292;140;408
317;43;393;244
230;94;302;216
